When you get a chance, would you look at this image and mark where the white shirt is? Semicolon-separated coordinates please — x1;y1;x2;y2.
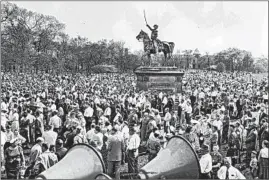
74;134;87;144
1;102;7;112
121;125;129;142
84;106;94;117
159;92;163;99
86;129;95;141
51;104;57;112
14;134;26;144
1;131;7;146
213;120;223;131
42;92;46;98
1;113;8;128
127;134;140;151
211;91;218;97
43;130;58;147
94;97;100;105
154;114;161;125
49;115;62;129
193;89;198;96
113;112;122;123
104;107;111;116
27;114;36;124
217;166;246;179
91;132;104;150
199;153;212;173
6;131;14;142
199;92;205;99
186;104;192;114
259;148;268;159
11;112;19;121
164;112;171;122
162;96;168;105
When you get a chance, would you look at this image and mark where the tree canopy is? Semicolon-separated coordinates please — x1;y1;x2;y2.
1;2;267;73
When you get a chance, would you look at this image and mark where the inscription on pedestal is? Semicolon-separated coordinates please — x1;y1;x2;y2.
134;66;185;93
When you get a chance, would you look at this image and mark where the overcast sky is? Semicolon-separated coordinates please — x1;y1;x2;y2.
12;1;268;57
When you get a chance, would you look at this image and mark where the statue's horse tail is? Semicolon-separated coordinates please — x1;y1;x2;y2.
162;41;175;58
169;42;175;54
162;42;175;53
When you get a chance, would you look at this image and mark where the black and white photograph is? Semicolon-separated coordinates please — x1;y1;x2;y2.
1;1;268;179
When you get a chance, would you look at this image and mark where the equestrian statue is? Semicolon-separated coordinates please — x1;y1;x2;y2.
136;11;175;66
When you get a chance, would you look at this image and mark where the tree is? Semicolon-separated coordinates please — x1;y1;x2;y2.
252;56;268;73
213;48;254;72
216;62;226;72
2;2;262;74
1;2;65;73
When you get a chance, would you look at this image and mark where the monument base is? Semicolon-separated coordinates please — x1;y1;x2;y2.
134;66;185;93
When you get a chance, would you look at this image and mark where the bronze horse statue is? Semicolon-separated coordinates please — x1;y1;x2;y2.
136;30;175;66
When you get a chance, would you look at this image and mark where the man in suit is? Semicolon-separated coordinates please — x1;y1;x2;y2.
146;24;160;53
259;108;267;124
55;139;67;161
107;127;125;179
245;124;258;166
146;130;161;162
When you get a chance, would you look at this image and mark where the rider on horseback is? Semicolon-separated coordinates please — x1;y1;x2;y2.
146;24;160;53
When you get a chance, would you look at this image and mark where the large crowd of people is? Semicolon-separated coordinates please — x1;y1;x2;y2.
1;70;268;179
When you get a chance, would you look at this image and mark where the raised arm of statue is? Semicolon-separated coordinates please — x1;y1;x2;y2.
147;24;153;31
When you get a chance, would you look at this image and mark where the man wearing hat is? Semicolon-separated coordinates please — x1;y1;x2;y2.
210;145;223;179
42;125;58;148
120;121;129;144
73;126;87;144
192;103;200;118
212;115;223;147
126;127;140;174
4;125;14;151
10;108;19;133
128;107;138;126
158;135;166;153
217;157;245;179
259;107;267;124
153;110;162;130
146;23;160;53
183;125;200;151
84;103;94;131
91;126;104;151
250;150;258;178
259;121;269;149
199;144;212;179
211;125;218;151
146;130;161;162
26;109;36;144
49;110;62;134
55;139;67;161
107;127;124;179
246;123;258;166
4;138;25;179
1;109;8;129
32;142;58;174
163;108;172;134
104;102;112;121
29;137;44;166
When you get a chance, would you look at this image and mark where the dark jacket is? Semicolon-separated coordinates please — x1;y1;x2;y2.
245;129;257;150
147;137;161;155
146;25;158;40
56;147;68;160
107;134;125;162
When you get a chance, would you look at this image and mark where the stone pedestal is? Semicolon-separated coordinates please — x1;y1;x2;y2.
134;66;185;93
